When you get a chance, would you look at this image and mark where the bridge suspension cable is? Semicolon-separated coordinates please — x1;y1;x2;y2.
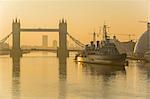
0;32;12;44
67;32;85;48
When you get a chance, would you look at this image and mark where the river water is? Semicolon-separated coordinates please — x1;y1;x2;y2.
0;52;150;99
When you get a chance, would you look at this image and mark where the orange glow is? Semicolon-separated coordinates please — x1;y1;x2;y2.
0;0;149;46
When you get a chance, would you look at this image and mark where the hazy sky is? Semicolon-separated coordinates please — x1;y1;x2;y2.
0;0;149;46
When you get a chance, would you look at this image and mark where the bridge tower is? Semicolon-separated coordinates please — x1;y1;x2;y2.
10;18;22;57
57;19;69;58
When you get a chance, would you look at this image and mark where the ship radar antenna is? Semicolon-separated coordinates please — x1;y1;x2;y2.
97;26;101;41
93;28;96;44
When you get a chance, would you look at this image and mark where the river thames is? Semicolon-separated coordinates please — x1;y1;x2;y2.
0;52;150;99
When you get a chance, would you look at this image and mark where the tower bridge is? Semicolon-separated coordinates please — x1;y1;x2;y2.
10;18;68;58
0;18;84;76
6;18;84;58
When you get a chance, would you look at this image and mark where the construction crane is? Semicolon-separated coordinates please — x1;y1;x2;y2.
0;32;12;44
114;33;135;41
138;20;149;23
67;32;85;48
138;20;150;30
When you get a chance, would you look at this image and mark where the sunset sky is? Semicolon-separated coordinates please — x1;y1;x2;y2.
0;0;149;46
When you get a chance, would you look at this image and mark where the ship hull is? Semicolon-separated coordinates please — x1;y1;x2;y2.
144;54;150;62
76;54;126;66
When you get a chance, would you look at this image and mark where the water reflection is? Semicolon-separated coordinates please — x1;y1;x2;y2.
81;63;126;76
124;61;150;98
11;55;68;99
82;63;126;87
5;55;150;98
12;56;21;99
59;57;67;79
74;62;126;98
58;57;67;99
143;62;150;79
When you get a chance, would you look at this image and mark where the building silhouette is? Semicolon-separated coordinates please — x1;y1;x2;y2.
42;35;48;48
53;40;57;49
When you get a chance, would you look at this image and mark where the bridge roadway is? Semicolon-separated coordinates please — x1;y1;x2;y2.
22;48;82;52
0;48;82;52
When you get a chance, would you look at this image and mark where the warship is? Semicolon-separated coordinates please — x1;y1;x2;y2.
75;24;127;66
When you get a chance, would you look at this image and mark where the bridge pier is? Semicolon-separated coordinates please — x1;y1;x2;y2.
10;18;22;58
57;19;69;58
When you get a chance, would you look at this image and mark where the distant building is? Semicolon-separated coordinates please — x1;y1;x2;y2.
134;22;150;55
53;40;57;48
114;41;135;56
42;35;48;48
110;36;135;56
134;31;149;55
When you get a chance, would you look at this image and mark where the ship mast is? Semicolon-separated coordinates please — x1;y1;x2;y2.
103;24;108;41
93;32;96;44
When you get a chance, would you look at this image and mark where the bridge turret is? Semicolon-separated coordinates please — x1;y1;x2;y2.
58;19;69;58
12;18;20;31
59;19;67;33
11;18;22;57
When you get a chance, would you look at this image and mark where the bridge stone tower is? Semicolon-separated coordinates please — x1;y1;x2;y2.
10;18;22;57
57;19;69;58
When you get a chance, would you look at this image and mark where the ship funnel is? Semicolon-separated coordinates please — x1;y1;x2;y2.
90;41;94;46
90;41;95;49
96;41;100;48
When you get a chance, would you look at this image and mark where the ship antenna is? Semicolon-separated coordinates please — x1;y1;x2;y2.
93;29;96;44
97;26;101;40
103;24;108;41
